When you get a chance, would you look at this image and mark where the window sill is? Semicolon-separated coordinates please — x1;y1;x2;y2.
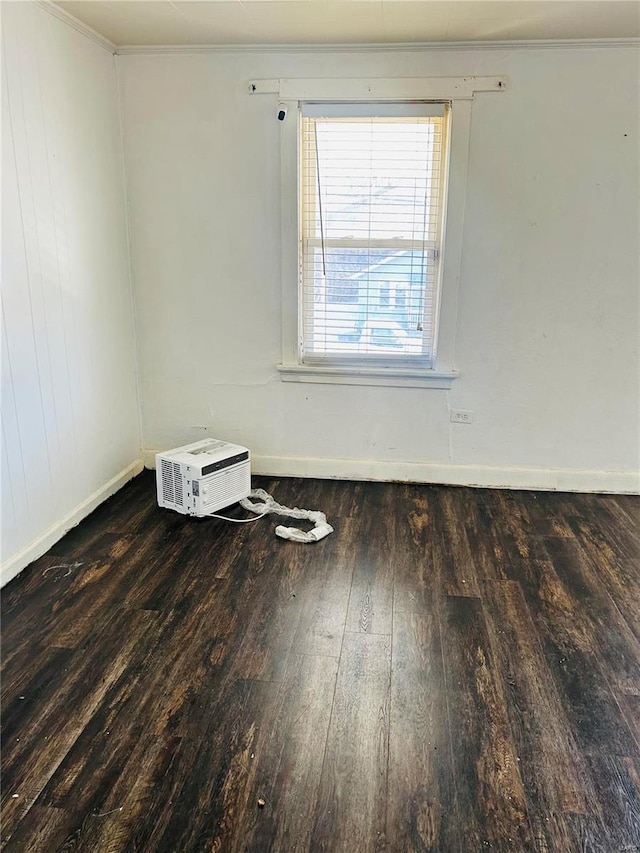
277;363;459;388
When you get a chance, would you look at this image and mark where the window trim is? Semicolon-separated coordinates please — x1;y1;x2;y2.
264;76;507;387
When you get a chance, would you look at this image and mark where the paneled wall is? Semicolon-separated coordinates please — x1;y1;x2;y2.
1;3;141;584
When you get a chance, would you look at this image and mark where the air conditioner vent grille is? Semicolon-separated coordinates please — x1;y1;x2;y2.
202;463;251;509
161;459;174;504
173;462;183;505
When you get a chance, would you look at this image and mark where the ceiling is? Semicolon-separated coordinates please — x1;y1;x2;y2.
53;1;640;47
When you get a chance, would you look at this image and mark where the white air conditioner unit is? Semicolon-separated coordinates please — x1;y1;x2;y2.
156;438;251;516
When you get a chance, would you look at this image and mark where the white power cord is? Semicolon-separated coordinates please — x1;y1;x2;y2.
206;513;265;524
206;488;333;543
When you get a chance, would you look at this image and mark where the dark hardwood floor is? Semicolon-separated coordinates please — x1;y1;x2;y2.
2;472;639;852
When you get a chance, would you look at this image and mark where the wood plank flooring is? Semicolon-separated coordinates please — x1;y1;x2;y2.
1;472;639;852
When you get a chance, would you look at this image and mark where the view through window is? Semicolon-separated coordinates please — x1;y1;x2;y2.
300;105;448;365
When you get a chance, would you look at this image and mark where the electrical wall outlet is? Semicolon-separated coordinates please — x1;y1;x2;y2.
450;409;474;424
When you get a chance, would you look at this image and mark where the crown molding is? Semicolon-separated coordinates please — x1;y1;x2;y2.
30;5;640;57
36;1;116;53
114;37;640;56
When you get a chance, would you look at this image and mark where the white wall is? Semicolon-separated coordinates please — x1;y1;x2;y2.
1;2;141;584
120;45;639;493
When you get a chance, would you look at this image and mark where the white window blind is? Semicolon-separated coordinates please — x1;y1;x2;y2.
300;102;449;366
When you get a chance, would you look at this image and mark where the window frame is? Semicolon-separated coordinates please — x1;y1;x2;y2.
259;75;506;388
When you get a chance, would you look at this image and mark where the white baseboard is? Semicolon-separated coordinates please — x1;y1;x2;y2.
1;459;144;588
142;449;639;494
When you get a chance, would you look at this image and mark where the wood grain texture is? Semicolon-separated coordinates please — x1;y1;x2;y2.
430;488;480;597
540;533;640;696
291;516;354;658
480;579;607;848
388;608;456;851
312;631;391;852
618;694;640;748
2;472;639;852
392;484;435;614
440;594;533;851
344;482;396;635
236;652;340;852
514;555;638;757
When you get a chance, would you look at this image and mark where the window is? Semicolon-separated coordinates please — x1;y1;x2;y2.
258;75;506;387
300;103;448;367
